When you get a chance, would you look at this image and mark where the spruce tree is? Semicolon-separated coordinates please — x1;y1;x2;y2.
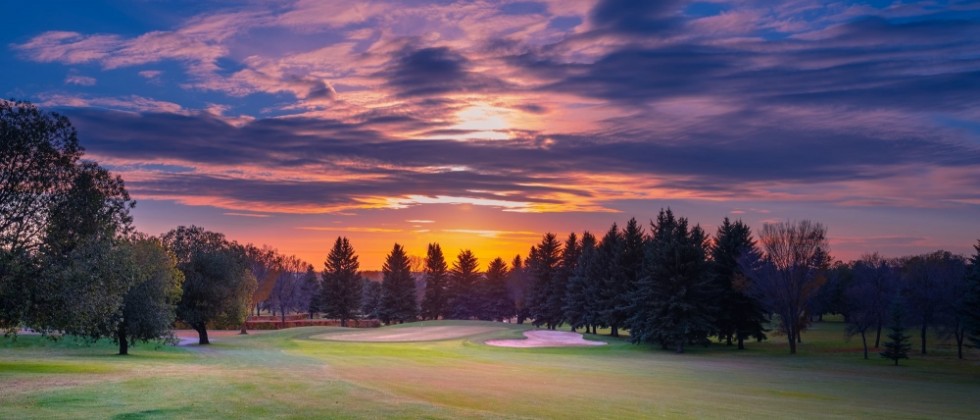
596;224;624;336
549;233;580;330
880;300;912;366
711;218;768;349
420;243;449;320
508;254;531;324
564;232;597;332
379;243;418;324
629;209;716;353
962;240;980;349
528;233;563;329
321;236;362;327
482;257;514;321
448;249;480;319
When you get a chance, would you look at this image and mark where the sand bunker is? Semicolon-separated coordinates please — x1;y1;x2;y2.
485;330;607;348
312;326;505;342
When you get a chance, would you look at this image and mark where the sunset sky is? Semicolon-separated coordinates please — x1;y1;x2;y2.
3;0;979;269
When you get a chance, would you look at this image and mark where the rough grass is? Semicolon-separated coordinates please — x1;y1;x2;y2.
2;320;979;419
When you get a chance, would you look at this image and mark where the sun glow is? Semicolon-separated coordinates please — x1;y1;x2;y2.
450;104;510;140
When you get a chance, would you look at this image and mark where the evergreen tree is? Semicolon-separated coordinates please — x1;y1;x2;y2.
596;224;624;336
549;233;580;329
379;243;418;324
617;218;645;324
482;257;514;321
711;218;768;349
321;237;362;327
880;300;912;366
528;233;563;329
964;241;980;349
448;249;480;319
629;209;716;353
508;254;531;324
420;243;449;320
564;232;598;333
360;279;382;320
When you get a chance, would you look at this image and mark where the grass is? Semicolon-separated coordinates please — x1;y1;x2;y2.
2;320;979;419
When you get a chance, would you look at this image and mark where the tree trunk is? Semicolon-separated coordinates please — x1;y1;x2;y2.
861;330;868;360
195;323;210;345
787;329;797;354
874;323;882;348
340;318;347;327
726;335;733;346
280;306;286;326
610;325;619;337
240;322;249;335
920;324;927;355
117;325;129;355
675;340;684;353
737;336;745;350
955;330;964;359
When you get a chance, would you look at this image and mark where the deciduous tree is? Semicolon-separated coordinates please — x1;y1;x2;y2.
743;220;830;354
163;226;256;345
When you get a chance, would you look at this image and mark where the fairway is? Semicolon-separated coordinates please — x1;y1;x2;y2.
2;320;979;419
312;325;505;342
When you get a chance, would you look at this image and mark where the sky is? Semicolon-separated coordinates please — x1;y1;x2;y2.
3;0;980;269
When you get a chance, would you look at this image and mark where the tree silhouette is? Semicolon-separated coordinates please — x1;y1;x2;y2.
379;243;418;324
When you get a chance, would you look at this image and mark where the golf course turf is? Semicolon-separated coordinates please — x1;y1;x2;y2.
2;320;978;418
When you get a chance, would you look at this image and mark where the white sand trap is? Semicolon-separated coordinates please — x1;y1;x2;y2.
312;326;505;342
485;330;607;348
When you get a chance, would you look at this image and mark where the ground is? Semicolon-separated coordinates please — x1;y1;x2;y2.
1;320;979;418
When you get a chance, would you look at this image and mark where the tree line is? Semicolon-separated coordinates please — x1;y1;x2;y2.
4;100;980;362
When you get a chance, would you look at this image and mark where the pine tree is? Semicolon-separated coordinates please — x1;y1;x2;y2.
448;249;480;319
880;300;912;366
961;240;980;349
548;233;580;330
596;224;624;336
711;218;768;349
379;243;418;324
528;233;563;329
629;209;716;353
508;255;531;324
360;279;382;320
420;243;449;320
564;232;597;332
321;237;362;327
482;257;514;321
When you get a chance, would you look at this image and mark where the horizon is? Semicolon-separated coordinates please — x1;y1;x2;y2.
3;0;979;270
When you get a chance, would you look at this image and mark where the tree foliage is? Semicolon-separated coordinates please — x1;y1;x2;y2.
743;220;829;354
629;209;716;353
321;237;363;327
448;249;480;319
711;218;767;349
115;236;183;355
163;226;256;345
528;233;563;329
380;243;418;324
880;300;912;366
564;232;599;333
420;243;449;320
480;257;514;321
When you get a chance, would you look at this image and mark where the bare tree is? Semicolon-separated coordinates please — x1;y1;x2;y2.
743;220;829;354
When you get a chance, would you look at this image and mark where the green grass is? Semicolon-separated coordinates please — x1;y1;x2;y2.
2;321;979;419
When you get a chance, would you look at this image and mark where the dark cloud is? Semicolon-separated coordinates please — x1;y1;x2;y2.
381;46;508;97
512;14;980;112
588;0;687;35
63;105;980;212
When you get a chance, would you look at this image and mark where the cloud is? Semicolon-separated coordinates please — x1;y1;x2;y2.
381;46;508;98
65;75;96;86
57;105;980;216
